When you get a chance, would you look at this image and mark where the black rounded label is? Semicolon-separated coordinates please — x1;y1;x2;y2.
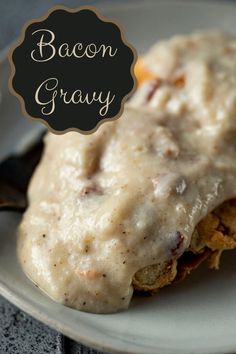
9;6;137;134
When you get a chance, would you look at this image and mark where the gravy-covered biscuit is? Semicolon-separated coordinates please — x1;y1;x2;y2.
18;31;236;313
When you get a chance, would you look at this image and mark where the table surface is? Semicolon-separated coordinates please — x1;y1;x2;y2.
0;1;114;353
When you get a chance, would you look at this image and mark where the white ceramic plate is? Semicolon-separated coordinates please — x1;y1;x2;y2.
1;1;236;353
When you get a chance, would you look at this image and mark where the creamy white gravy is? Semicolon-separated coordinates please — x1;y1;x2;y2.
18;31;236;313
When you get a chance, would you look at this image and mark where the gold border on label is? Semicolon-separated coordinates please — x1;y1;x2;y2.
8;5;137;135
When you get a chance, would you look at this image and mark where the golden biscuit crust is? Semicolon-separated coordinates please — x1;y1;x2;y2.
133;199;236;292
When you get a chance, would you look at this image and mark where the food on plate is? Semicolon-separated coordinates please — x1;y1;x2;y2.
18;31;236;313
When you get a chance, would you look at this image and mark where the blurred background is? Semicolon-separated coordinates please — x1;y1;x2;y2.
1;0;236;53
